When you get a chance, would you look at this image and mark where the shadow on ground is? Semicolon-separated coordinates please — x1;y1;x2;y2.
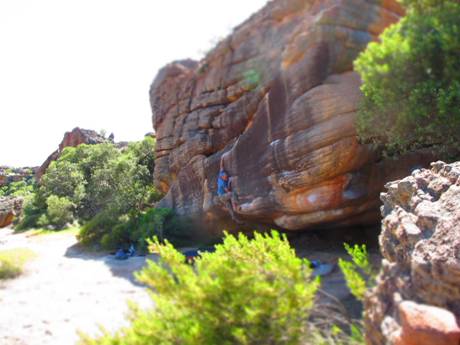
64;242;159;287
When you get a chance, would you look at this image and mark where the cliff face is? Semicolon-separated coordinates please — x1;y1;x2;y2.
365;161;460;345
36;128;107;180
150;0;433;232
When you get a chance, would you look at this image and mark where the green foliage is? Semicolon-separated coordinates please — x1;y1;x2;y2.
355;0;460;156
0;180;35;197
15;194;46;231
78;211;117;246
338;244;374;302
40;159;86;205
399;0;451;12
37;195;75;229
308;324;364;345
0;248;36;280
19;137;162;246
79;231;320;345
99;208;177;252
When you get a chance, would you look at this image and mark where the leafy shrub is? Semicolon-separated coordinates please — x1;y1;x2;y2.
0;180;35;197
355;0;460;156
78;211;118;246
331;244;377;344
338;244;375;302
20;137;162;244
79;231;320;345
40;160;86;205
15;194;46;231
99;208;177;252
37;195;74;229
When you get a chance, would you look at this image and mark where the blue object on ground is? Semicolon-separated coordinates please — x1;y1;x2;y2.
114;248;129;260
313;263;335;277
310;260;321;269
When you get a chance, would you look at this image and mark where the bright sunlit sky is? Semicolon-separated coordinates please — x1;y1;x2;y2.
0;0;268;167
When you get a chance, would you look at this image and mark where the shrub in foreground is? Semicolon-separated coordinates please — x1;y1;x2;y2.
338;244;375;302
79;231;320;345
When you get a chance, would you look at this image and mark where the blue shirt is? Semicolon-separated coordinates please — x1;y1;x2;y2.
217;170;228;196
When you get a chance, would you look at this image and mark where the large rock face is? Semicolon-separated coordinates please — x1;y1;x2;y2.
150;0;433;232
36;127;107;180
365;161;460;345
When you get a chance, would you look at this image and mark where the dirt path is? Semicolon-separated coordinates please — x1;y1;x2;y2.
0;228;153;345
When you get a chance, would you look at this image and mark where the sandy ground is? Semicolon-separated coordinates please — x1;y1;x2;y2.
0;228;153;345
0;225;379;345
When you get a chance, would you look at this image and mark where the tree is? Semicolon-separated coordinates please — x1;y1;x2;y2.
355;0;460;156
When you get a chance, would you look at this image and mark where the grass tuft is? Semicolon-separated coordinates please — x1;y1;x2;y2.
0;248;36;280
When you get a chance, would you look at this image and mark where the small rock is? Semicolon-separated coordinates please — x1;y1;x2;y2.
397;301;460;345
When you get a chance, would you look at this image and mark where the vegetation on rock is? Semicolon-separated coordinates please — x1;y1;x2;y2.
355;0;460;157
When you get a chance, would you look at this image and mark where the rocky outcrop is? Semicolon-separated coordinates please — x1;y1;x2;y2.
0;167;36;187
36;128;107;180
365;161;460;345
150;0;434;231
0;197;23;228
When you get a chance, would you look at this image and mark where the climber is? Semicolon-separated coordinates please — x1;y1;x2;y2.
217;156;242;224
217;169;230;197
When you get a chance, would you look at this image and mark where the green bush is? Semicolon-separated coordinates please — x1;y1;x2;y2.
355;0;460;156
99;208;176;251
37;140;153;222
37;195;74;229
20;137;163;246
79;231;320;345
332;244;377;345
0;180;35;197
338;244;375;302
78;211;118;246
15;194;46;231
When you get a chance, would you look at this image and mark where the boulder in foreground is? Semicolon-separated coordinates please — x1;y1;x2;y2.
365;161;460;345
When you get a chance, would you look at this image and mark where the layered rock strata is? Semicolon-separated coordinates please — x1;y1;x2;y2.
150;0;433;231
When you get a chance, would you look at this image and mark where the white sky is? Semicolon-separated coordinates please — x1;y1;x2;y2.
0;0;268;167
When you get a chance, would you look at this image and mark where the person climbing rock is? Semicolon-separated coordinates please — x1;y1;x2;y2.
217;169;230;197
217;156;243;224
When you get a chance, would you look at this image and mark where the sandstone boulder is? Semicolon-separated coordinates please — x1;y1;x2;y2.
36;127;107;180
365;161;460;345
0;197;23;228
150;0;433;232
